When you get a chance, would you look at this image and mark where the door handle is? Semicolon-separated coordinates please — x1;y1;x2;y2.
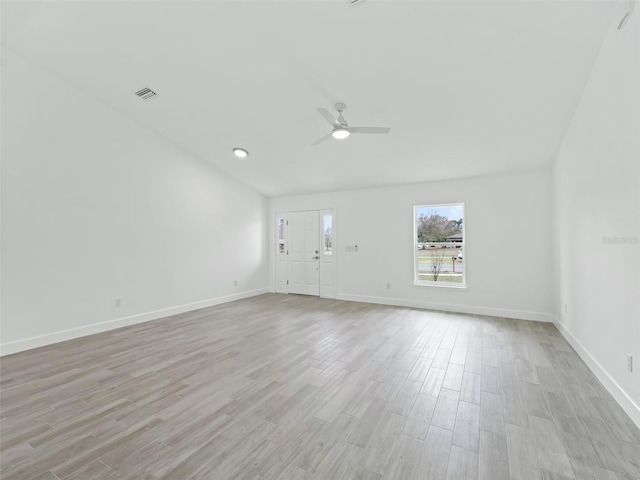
312;256;319;260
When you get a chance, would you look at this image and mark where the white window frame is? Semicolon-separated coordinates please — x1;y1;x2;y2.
319;209;336;298
413;203;466;288
274;213;289;294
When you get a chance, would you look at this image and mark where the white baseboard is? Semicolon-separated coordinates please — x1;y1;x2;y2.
0;288;269;356
335;293;554;323
552;316;640;429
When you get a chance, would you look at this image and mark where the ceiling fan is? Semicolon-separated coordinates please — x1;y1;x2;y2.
312;103;391;146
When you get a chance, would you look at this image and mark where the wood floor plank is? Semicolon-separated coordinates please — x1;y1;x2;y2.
480;390;505;435
389;379;422;417
479;430;511;480
447;445;479;480
314;382;361;423
505;422;540;480
529;415;576;478
430;388;460;430
465;351;483;374
412;425;452;480
452;400;480;453
443;363;465;391
421;367;446;397
461;372;482;405
502;386;529;428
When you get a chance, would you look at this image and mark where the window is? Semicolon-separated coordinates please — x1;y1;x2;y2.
277;217;285;254
323;214;333;255
414;203;465;287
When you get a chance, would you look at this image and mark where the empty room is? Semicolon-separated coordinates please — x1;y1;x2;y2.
1;1;639;479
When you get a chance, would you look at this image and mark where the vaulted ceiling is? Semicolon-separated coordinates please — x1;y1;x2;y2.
2;1;616;197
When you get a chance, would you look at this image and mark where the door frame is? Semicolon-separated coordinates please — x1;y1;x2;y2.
274;209;336;298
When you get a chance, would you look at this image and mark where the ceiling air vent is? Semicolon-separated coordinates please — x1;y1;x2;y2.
134;87;157;100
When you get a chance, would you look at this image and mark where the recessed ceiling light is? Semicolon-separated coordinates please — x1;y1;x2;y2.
233;148;249;158
332;128;350;140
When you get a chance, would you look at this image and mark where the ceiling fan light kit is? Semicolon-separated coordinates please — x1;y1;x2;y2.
332;128;350;140
312;102;390;146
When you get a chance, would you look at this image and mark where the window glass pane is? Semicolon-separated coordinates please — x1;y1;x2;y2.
323;215;332;255
415;204;464;286
277;218;285;254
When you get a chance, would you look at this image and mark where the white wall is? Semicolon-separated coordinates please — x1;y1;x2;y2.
552;8;640;425
1;49;269;354
270;169;553;322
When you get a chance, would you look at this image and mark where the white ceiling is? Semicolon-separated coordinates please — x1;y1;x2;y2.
2;1;616;197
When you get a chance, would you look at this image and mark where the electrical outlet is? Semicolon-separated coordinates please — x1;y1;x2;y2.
627;354;633;372
115;298;122;307
386;283;391;290
233;280;238;287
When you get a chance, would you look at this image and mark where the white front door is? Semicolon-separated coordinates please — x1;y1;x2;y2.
288;211;320;296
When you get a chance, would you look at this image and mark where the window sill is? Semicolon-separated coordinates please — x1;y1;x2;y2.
414;282;468;289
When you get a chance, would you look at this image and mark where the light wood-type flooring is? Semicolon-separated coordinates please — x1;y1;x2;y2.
1;294;639;479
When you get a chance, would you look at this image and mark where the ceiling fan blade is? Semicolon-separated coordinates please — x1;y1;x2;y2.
311;133;333;146
349;127;391;134
317;108;340;127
